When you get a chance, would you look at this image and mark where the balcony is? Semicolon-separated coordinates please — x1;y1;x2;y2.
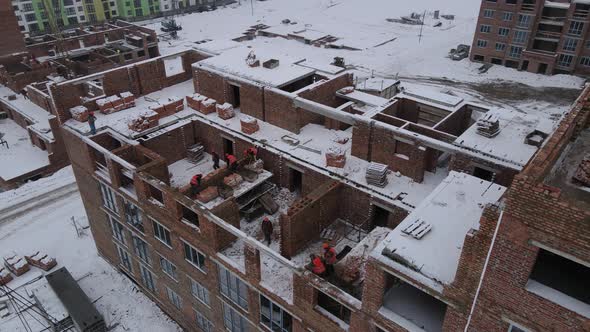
536;30;562;40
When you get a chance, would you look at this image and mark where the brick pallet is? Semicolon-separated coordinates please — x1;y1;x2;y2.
187;144;205;163
366;162;388;187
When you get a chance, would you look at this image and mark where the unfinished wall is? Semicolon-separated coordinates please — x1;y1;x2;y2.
280;180;341;258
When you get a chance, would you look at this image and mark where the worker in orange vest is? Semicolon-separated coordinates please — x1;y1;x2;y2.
309;254;326;277
323;243;337;276
244;147;258;164
225;153;238;171
190;174;202;196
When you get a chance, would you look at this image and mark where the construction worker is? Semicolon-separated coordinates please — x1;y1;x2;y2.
323;243;337;277
88;112;97;135
244;146;258;164
190;174;202;197
309;254;326;277
261;217;273;245
211;151;220;170
225;153;238;172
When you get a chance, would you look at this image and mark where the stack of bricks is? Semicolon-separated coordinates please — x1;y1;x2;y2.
240;115;259;134
186;93;206;111
69;105;89;122
109;95;126;112
223;173;243;187
96;97;115;114
216;102;235;120
128;110;159;132
201;98;217;115
96;92;136;115
325;147;346;168
197;186;219;203
0;267;12;286
120;91;135;107
164;96;184;113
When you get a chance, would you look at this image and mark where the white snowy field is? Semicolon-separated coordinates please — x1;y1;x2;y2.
145;0;585;89
0;167;181;332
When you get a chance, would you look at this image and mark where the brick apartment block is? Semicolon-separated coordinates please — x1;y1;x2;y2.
53;45;589;332
0;0;25;56
471;0;590;75
0;20;160;189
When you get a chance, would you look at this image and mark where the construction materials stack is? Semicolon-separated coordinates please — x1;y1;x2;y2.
476;113;501;138
366;162;388;187
187;144;204;163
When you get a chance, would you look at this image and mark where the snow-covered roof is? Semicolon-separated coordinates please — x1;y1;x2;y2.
454;108;544;167
191;39;242;55
0;85;53;135
0;119;50;181
401;88;464;109
195;46;315;87
373;172;506;288
357;78;400;92
336;89;392;107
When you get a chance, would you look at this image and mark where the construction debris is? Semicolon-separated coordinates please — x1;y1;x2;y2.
0;267;12;286
69;106;89;122
573;155;590;187
366;162;389;187
197;186;219;203
224;173;244;187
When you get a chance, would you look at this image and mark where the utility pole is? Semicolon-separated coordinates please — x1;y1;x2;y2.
250;0;254;16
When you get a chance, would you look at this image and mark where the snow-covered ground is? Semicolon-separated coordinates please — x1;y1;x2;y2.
0;170;181;332
145;0;585;90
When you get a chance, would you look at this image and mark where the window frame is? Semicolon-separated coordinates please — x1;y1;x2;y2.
99;182;119;214
477;39;488;48
498;27;510;37
222;301;249;332
159;254;178;281
109;214;126;245
502;12;513;21
139;264;156;293
124;199;144;233
495;42;506;51
194;307;214;332
218;265;249;310
483;9;494;18
152;219;172;248
132;234;151;265
183;240;207;273
259;294;293;332
115;243;133;272
166;286;183;310
480;24;492;33
190;277;211;307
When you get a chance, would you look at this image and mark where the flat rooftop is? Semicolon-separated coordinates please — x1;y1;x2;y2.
0;85;54;141
65;80;195;138
195;46;315;88
0;119;49;181
373;171;506;291
454;108;546;168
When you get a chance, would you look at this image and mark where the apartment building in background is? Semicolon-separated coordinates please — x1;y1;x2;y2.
48;40;589;332
470;0;590;76
10;0;226;35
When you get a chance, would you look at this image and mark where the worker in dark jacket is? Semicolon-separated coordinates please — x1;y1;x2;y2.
323;243;337;276
244;147;258;164
190;174;202;197
309;254;326;277
212;151;220;170
225;153;238;172
88;112;97;135
261;217;273;245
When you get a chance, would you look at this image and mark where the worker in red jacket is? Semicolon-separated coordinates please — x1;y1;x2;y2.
323;243;337;276
225;153;238;171
190;174;202;196
261;216;273;245
309;254;326;277
244;147;258;164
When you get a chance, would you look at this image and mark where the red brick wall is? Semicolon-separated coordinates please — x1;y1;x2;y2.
0;0;25;56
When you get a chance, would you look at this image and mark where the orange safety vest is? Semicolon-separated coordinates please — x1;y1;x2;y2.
324;247;337;265
312;257;326;275
226;155;237;164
